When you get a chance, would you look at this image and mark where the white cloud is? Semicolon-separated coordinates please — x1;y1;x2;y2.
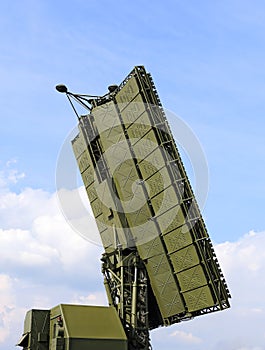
0;228;58;268
170;330;202;344
0;188;54;229
0;275;15;312
0;274;16;344
215;230;265;306
0;160;25;191
70;292;108;306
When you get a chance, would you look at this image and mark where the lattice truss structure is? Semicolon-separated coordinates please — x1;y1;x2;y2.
72;66;231;349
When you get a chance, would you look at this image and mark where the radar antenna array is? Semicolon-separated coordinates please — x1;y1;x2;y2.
17;66;230;350
68;66;230;349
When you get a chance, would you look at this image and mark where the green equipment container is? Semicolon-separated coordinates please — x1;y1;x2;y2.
17;305;128;350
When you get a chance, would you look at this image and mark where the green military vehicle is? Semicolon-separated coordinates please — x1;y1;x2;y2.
18;66;230;350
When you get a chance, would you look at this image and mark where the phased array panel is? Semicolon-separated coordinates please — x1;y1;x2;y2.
72;66;230;327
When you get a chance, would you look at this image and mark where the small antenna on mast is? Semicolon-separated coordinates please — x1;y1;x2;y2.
55;84;68;93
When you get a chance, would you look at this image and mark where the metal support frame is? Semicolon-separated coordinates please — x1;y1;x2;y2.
102;247;151;350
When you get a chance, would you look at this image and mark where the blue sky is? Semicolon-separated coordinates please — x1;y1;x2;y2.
1;1;265;349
